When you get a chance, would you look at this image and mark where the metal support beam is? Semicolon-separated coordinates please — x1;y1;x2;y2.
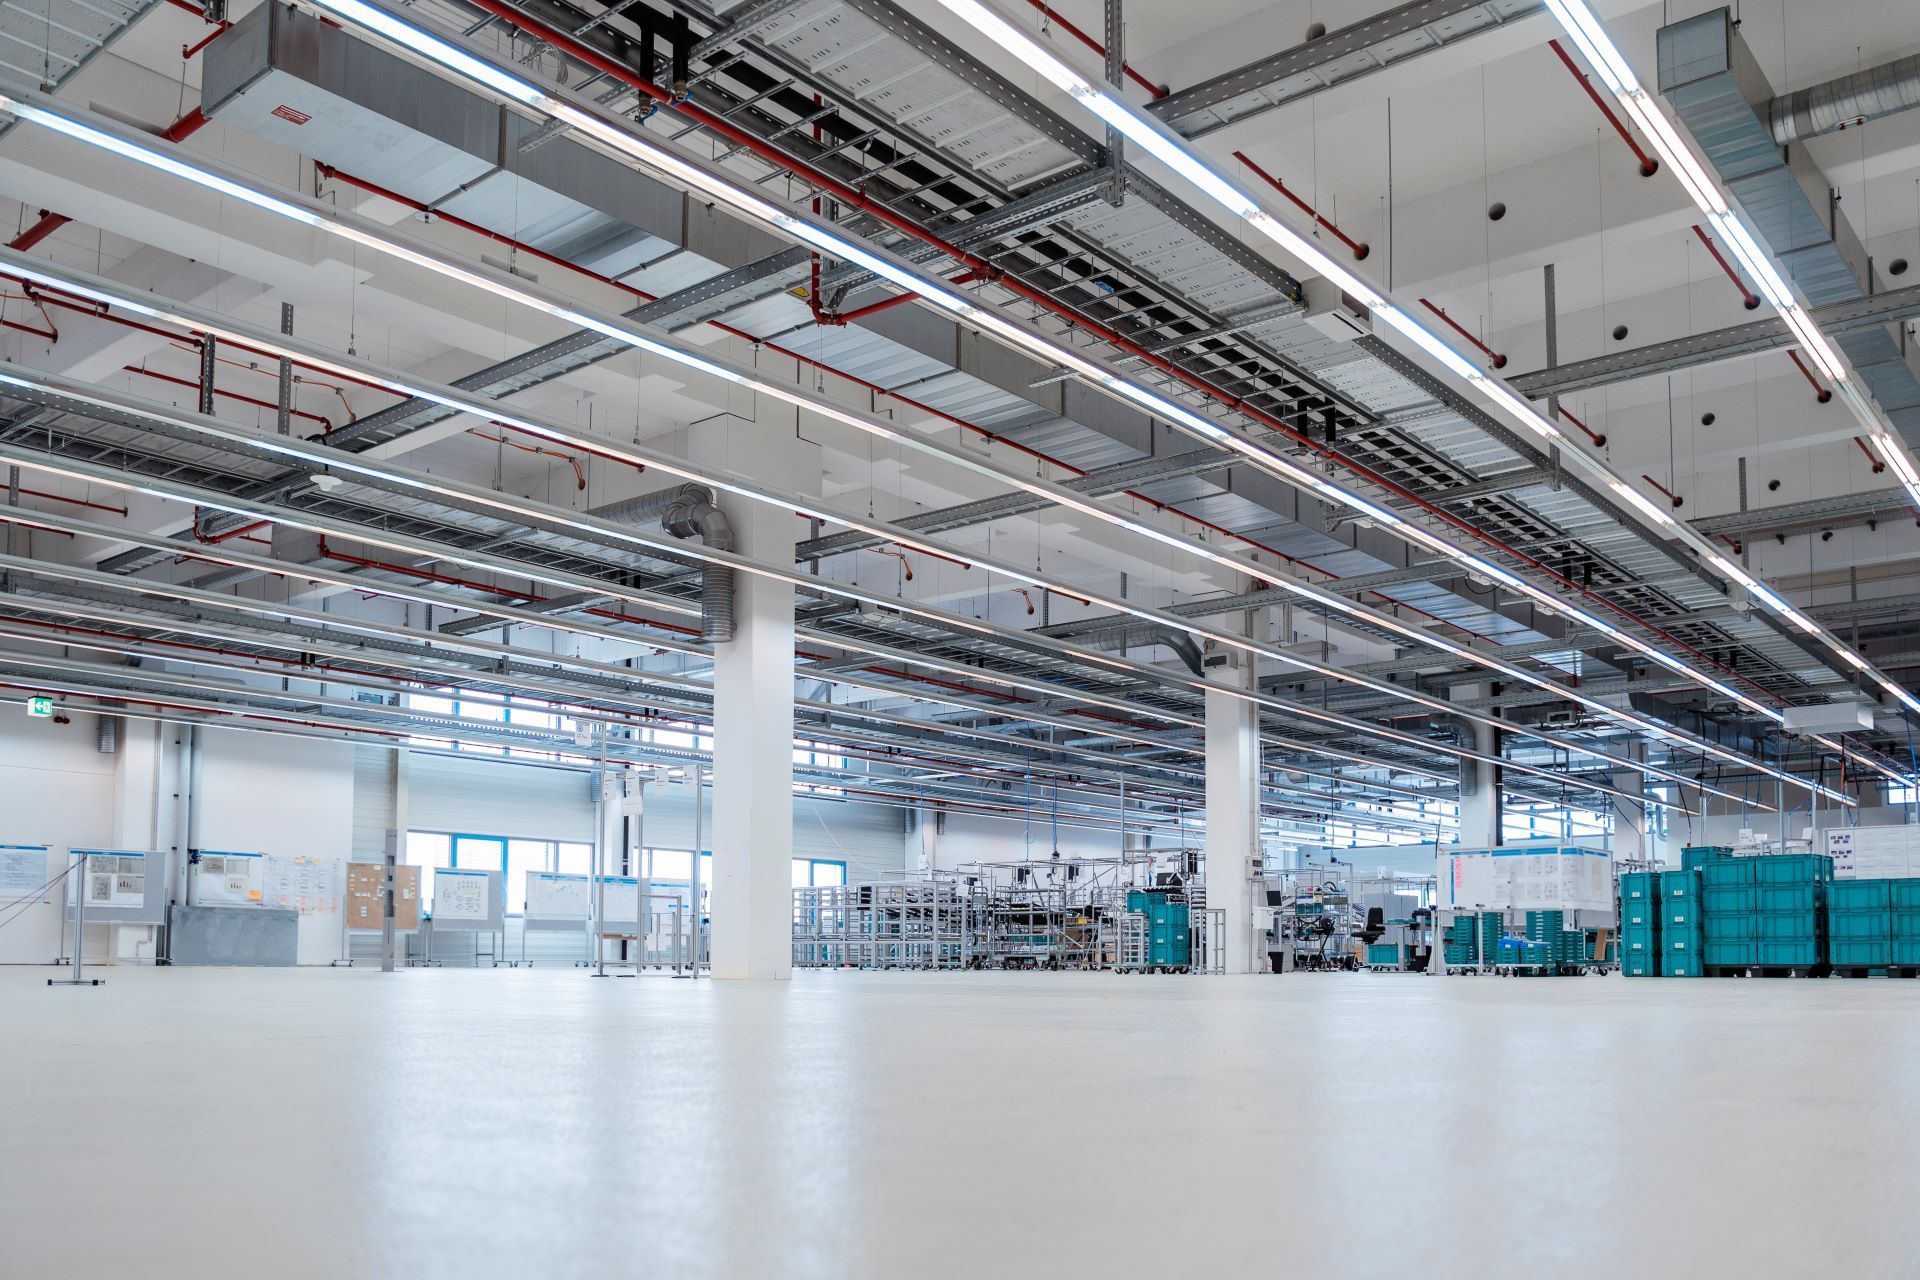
1147;0;1543;139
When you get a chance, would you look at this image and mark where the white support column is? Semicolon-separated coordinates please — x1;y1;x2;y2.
1611;743;1647;866
695;419;818;981
1454;682;1499;849
1204;649;1257;975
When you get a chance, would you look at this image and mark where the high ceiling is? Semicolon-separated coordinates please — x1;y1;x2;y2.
0;0;1915;846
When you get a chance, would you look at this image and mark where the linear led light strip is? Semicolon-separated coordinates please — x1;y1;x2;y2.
0;379;1737;815
0;259;1818;795
0;365;1787;809
0;503;717;658
318;4;1915;791
0;130;1841;800
226;8;1797;726
1537;0;1920;719
924;0;1920;775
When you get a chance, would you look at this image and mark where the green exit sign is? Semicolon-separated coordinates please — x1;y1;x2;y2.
26;696;53;718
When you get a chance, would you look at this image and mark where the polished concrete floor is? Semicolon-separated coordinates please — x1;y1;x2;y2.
3;965;1915;1278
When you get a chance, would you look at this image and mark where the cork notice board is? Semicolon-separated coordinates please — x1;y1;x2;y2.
346;862;420;931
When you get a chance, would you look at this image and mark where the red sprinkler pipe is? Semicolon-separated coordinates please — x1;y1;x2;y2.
1855;437;1887;474
1556;406;1606;448
1418;298;1507;369
1787;350;1834;403
1691;225;1760;310
1234;152;1370;260
318;46;1767;704
123;363;334;428
159;108;210;143
1548;39;1658;177
8;211;70;252
1640;474;1684;509
1021;0;1167;99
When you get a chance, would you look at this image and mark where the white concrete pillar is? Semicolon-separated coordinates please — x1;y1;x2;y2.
1610;744;1646;864
1204;650;1258;975
694;419;818;980
1454;682;1499;849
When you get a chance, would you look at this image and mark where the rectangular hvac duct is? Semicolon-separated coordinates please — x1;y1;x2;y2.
201;3;786;279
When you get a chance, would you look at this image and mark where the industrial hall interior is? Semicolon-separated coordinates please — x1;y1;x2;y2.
4;0;1920;1272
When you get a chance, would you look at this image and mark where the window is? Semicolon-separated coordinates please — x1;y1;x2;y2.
405;831;450;905
792;738;847;795
555;842;591;876
404;689;577;759
792;857;846;887
1889;784;1918;807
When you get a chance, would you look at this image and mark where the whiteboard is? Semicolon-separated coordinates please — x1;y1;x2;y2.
596;875;639;929
431;868;500;929
525;871;591;922
1442;848;1612;912
193;851;265;906
0;844;50;903
260;856;344;916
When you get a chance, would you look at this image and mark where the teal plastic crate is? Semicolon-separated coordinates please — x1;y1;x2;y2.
1663;930;1703;954
1703;939;1755;967
1757;883;1823;913
1661;953;1702;977
1756;938;1823;967
1894;909;1920;939
1827;907;1892;941
1366;943;1405;966
1623;955;1658;976
1479;912;1505;956
1756;910;1822;940
1704;914;1754;942
1829;879;1893;911
1620;923;1659;955
1682;846;1732;871
1702;884;1758;914
1620;899;1661;929
1701;858;1757;887
1752;854;1833;885
1665;900;1703;929
1892;880;1920;910
1830;939;1891;967
1894;938;1920;967
1659;869;1702;900
1619;871;1661;903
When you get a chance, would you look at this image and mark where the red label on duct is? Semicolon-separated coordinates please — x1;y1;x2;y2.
270;104;312;126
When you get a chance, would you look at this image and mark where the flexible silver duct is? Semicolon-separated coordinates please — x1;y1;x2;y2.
1769;53;1920;144
591;483;737;644
1429;714;1481;797
1068;624;1203;675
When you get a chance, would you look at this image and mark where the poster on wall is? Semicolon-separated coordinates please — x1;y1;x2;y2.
0;844;50;902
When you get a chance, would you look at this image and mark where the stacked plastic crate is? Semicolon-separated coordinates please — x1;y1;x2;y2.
1826;878;1893;972
1659;869;1704;977
1619;871;1662;976
1523;909;1587;972
1753;855;1832;972
1700;855;1759;971
1442;914;1478;967
1898;881;1920;970
1682;844;1733;870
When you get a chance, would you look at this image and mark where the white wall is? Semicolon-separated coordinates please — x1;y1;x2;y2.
195;732;355;860
1;712;913;966
0;712;118;964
